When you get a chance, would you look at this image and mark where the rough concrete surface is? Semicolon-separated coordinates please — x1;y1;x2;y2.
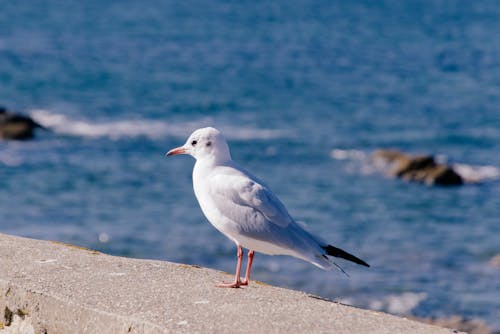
0;233;463;334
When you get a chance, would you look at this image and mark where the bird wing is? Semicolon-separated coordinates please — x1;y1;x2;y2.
207;164;329;260
209;166;294;229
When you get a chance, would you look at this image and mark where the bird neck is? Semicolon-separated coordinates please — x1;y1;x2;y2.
193;157;232;192
195;154;231;170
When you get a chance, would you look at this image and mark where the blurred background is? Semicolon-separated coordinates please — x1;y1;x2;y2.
1;0;499;331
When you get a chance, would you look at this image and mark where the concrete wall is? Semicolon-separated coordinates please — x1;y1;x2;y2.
0;233;462;334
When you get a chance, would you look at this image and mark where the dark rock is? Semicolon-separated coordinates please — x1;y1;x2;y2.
0;106;44;140
426;165;464;186
372;149;464;186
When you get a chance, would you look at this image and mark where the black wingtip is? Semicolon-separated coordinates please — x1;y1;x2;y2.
322;245;370;267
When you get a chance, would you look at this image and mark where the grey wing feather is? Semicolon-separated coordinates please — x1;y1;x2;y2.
210;170;324;253
211;171;293;228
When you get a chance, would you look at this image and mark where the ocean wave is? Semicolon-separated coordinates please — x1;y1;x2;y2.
330;149;379;175
453;163;500;183
339;292;427;315
330;149;367;161
369;292;428;315
29;109;288;141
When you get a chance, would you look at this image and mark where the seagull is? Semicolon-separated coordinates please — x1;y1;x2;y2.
166;127;369;288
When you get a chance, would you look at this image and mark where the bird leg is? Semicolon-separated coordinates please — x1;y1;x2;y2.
240;250;254;286
217;245;244;288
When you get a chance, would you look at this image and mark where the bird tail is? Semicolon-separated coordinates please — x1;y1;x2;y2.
321;245;370;267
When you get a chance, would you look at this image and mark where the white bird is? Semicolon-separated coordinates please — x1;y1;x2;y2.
166;127;369;288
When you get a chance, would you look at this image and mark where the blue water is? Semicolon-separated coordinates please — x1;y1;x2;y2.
1;0;500;329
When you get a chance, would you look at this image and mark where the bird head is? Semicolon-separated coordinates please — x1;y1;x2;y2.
166;127;231;163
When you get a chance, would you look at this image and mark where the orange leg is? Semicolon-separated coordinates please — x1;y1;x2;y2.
240;250;254;286
217;245;244;288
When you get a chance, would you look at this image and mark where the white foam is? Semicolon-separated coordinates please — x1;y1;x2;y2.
453;163;500;183
29;109;288;141
330;149;366;160
369;292;427;315
31;109;175;139
330;148;380;175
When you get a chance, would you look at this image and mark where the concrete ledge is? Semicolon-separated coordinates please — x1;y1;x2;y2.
0;233;462;334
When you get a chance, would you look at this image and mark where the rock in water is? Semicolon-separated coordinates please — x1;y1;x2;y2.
372;149;464;186
425;165;464;186
0;106;44;140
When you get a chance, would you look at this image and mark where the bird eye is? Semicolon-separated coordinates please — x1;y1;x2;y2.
191;140;197;146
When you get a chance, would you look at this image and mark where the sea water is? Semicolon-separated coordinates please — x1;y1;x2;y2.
1;0;499;329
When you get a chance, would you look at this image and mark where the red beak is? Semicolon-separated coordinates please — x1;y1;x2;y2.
166;146;188;156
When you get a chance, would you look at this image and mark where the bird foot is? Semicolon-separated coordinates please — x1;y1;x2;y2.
216;281;241;288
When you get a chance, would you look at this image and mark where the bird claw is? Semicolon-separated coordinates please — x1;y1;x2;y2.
216;281;241;288
216;278;250;288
